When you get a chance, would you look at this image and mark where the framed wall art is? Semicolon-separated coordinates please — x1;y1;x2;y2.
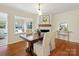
40;15;50;24
59;23;68;31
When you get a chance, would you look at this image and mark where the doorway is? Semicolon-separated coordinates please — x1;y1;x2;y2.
0;12;8;46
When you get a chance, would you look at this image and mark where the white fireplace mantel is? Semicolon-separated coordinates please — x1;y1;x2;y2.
39;24;52;32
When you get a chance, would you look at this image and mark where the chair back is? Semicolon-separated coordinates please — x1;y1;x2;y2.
42;32;56;55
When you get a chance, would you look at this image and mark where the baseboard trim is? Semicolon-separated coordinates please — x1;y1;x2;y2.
8;40;24;45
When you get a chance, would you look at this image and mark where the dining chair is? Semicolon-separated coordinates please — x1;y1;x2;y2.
33;32;56;56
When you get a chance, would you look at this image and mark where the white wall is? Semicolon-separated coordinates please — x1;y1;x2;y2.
0;5;37;44
52;9;79;43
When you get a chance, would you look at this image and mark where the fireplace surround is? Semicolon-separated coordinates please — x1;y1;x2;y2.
39;24;51;33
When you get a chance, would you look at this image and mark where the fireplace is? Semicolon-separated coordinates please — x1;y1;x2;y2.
40;29;50;33
39;24;51;33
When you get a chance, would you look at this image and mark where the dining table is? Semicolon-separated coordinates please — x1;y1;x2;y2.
20;33;43;56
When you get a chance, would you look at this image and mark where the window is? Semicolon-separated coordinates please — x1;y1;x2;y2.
27;22;32;29
0;12;8;34
0;21;6;28
15;16;33;34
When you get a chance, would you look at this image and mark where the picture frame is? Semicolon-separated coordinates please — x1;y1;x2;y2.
40;15;50;24
59;23;68;31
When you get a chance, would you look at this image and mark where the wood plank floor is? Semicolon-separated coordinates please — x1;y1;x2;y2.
50;39;78;56
0;41;31;56
0;39;79;56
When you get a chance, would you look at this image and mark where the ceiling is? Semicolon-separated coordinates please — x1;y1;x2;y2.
1;3;79;15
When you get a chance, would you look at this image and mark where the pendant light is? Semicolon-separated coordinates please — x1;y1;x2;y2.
38;3;42;15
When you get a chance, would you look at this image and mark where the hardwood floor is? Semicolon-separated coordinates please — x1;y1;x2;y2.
50;39;78;56
0;41;31;56
0;39;79;56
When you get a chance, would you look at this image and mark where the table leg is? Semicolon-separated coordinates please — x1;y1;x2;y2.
26;42;37;56
25;42;31;52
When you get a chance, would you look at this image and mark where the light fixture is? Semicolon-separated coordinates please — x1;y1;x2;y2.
38;3;42;15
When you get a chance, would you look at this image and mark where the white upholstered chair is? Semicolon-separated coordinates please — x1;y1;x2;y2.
34;32;56;56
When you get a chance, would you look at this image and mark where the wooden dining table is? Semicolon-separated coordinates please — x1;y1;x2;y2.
20;34;43;56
